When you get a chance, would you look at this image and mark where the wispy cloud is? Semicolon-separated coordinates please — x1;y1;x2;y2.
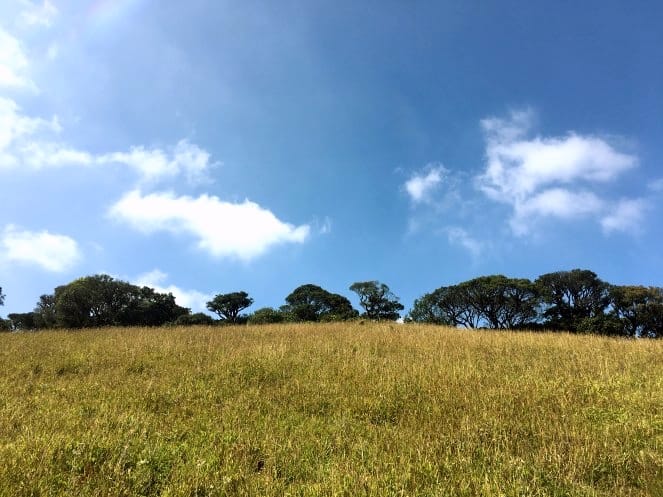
1;225;81;272
404;165;446;204
476;109;640;235
109;190;310;261
19;0;58;28
133;269;212;313
446;227;484;258
601;198;648;235
0;97;215;183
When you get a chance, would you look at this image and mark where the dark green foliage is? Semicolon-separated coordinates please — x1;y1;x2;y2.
206;291;253;323
457;275;540;329
282;284;357;322
7;312;37;331
609;285;663;338
119;287;189;326
349;281;404;321
54;275;189;328
33;294;57;329
407;278;539;329
0;318;10;332
576;315;626;336
247;307;285;324
0;286;4;306
535;269;610;332
172;312;215;326
407;288;459;325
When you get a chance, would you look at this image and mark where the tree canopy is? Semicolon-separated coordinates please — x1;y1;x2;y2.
206;291;254;323
53;275;188;328
349;281;404;321
535;269;610;332
281;284;357;322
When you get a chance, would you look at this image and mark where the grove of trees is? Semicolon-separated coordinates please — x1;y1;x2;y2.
1;269;662;337
407;269;662;338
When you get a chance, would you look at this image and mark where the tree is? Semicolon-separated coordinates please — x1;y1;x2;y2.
0;286;4;307
33;294;57;329
206;291;254;323
610;285;663;338
406;289;456;325
535;269;610;332
7;312;37;331
349;281;404;321
54;274;189;328
281;284;357;322
457;275;540;329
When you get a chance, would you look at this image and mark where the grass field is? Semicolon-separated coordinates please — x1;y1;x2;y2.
0;323;661;496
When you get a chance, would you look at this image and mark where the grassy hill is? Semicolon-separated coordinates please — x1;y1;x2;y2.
0;323;661;496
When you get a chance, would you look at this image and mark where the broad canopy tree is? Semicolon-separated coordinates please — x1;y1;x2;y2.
349;281;404;321
535;269;610;332
54;275;188;328
206;291;254;323
407;277;539;329
609;285;663;338
281;284;357;322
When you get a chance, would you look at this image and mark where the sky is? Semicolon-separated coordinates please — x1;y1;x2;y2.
1;0;662;317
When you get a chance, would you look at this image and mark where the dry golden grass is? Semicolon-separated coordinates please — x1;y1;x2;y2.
0;323;661;496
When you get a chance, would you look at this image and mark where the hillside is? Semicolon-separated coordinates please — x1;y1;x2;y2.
0;324;661;496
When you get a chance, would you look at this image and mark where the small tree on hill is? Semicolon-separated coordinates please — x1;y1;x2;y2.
349;281;404;321
206;291;254;323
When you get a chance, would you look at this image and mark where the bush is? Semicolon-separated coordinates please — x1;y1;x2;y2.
171;313;215;326
247;308;284;325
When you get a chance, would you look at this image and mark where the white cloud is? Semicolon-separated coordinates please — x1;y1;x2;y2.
511;188;604;235
20;0;58;27
446;227;483;258
99;140;215;185
0;28;36;90
1;225;81;272
476;109;639;235
601;198;647;235
133;269;212;313
405;165;446;203
109;190;311;260
0;98;215;182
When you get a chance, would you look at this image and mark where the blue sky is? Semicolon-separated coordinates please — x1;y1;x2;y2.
1;0;662;316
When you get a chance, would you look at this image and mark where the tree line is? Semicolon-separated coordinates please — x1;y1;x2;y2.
1;269;661;338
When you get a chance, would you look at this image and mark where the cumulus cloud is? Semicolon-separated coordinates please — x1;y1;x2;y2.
404;165;446;203
446;227;483;258
1;225;81;272
109;190;310;260
20;0;58;27
601;198;648;235
476;109;640;235
133;269;212;313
